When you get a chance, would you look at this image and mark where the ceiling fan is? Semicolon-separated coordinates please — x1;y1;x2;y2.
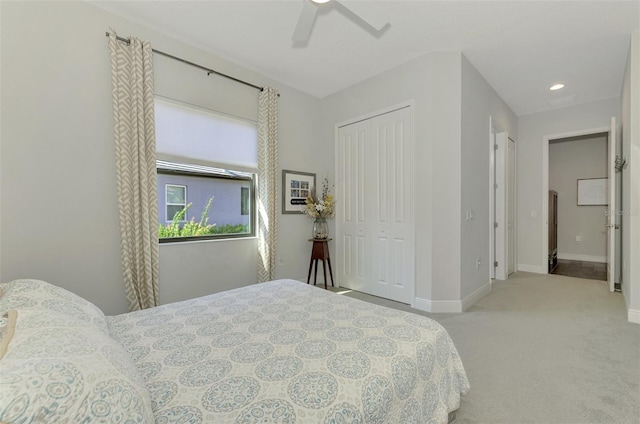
292;0;389;43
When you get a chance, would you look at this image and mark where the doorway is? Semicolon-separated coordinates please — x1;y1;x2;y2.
542;119;619;291
548;133;608;281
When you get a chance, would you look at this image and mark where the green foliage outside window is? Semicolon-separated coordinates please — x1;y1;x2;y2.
159;196;249;239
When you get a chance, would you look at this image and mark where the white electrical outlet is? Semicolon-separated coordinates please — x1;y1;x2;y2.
575;235;581;242
531;210;537;218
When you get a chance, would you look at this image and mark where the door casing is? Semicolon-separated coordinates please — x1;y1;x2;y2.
495;132;516;280
541;125;611;275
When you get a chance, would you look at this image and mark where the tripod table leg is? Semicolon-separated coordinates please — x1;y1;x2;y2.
306;258;314;284
313;259;319;286
322;259;328;290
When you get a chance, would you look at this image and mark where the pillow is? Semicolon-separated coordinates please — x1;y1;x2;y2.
0;308;154;423
0;310;17;359
0;279;108;334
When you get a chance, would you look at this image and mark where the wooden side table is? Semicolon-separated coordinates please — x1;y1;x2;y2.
306;238;335;289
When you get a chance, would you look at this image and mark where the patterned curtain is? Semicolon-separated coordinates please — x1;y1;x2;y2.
257;88;279;282
108;32;159;311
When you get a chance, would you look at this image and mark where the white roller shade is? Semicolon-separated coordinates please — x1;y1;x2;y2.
155;97;258;172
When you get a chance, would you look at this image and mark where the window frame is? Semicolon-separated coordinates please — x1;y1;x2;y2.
241;187;250;216
158;167;256;244
165;184;187;223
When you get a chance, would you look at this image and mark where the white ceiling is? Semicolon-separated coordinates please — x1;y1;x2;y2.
92;0;639;116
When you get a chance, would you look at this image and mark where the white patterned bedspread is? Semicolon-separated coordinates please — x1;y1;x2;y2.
106;279;469;423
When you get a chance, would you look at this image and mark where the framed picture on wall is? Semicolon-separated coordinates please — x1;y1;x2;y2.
282;169;315;214
577;178;607;206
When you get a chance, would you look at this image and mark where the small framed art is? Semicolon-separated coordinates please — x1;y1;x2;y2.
282;169;315;214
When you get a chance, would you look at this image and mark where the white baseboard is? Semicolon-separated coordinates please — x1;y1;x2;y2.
413;297;430;311
628;309;640;324
461;281;492;311
557;253;606;263
414;297;462;313
517;264;546;274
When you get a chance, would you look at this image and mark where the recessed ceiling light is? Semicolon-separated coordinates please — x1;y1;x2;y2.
550;83;565;91
311;0;331;3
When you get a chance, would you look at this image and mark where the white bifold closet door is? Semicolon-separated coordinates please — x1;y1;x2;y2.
336;106;414;304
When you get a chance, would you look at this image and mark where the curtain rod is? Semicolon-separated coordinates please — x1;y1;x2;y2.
106;32;268;93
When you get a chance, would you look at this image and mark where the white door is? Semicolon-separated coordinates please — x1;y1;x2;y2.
489;118;497;280
606;117;617;292
369;108;414;303
495;133;516;280
336;119;369;295
337;106;414;304
507;138;516;275
495;132;507;280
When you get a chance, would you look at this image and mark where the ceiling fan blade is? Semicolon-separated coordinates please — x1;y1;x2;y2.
337;0;388;31
292;0;318;42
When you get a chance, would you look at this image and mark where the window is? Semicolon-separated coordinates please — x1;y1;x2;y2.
165;184;187;222
155;97;257;242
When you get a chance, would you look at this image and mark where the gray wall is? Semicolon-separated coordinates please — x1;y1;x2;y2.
517;98;620;273
460;55;518;301
321;52;517;308
320;52;462;305
620;31;640;318
549;135;608;261
0;1;328;314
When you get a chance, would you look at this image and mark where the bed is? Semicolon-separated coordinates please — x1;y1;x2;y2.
0;279;469;423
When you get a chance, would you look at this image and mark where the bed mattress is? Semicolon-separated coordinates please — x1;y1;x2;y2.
106;279;469;423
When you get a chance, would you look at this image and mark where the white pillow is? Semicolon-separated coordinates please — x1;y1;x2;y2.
0;279;108;334
0;308;153;423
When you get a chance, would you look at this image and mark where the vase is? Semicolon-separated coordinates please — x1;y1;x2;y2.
313;218;328;239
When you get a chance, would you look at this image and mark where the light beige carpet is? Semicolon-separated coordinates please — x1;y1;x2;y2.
336;272;640;424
